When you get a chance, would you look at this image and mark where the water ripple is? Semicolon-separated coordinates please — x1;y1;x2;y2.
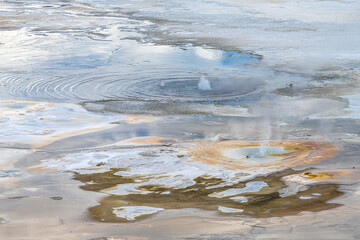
0;42;263;102
0;67;265;103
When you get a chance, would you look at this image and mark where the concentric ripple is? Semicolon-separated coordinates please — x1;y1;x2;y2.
119;74;264;101
0;69;264;102
0;36;263;102
0;0;264;104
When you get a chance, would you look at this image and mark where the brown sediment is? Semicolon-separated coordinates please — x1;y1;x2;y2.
186;140;339;170
73;169;133;192
0;21;14;25
65;140;343;222
73;168;343;223
0;26;20;30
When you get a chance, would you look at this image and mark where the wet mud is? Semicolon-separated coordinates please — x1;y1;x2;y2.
59;140;345;223
74;168;343;222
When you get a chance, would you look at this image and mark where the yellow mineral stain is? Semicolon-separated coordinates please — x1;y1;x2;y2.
27;163;59;173
301;170;356;181
283;169;358;185
32;124;116;149
0;101;54;115
302;171;330;179
0;26;20;30
0;177;22;186
100;136;176;148
186;140;338;170
124;115;158;123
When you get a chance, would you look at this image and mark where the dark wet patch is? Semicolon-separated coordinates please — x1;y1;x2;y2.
89;238;125;240
73;168;343;222
50;196;63;200
274;79;358;99
8;196;30;200
74;168;133;192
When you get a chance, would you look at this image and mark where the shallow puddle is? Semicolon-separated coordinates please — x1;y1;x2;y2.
223;146;289;163
30;139;344;222
187;140;338;169
73;168;343;222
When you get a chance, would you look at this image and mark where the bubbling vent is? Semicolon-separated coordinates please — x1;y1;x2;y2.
125;75;264;101
187;140;339;170
198;75;212;91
